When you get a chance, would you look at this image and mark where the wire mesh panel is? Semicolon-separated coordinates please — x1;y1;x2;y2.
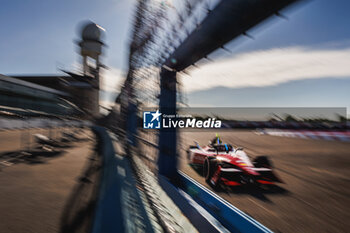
125;1;220;105
136;129;159;173
121;0;222;173
120;0;301;174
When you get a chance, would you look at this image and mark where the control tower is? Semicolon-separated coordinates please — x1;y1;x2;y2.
79;22;105;78
71;21;105;118
9;21;106;119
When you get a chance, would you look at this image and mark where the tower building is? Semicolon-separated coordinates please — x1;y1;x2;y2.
4;21;106;119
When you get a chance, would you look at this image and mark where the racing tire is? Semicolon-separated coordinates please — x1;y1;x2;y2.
254;156;272;168
204;158;217;183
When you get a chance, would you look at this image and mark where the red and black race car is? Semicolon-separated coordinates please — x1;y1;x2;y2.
187;135;283;188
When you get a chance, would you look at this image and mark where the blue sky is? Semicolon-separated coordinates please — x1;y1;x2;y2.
1;0;350;110
0;0;134;74
1;0;349;73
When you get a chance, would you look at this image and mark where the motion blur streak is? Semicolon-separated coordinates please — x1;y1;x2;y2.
179;130;350;232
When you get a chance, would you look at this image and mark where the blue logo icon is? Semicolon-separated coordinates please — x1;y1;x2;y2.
143;110;162;129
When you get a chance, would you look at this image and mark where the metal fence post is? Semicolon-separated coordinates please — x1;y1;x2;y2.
158;67;178;179
126;100;138;147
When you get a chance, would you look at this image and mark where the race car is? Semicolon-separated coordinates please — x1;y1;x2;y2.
187;135;283;188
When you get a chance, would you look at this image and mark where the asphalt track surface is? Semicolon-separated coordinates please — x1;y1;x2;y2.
1;128;349;233
0;129;99;233
179;130;350;233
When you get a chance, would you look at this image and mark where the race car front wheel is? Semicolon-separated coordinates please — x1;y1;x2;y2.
204;158;216;182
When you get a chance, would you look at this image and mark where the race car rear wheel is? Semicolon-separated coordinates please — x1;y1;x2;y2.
254;156;272;168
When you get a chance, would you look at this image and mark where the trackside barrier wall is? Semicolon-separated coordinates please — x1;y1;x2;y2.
91;126;154;233
91;126;272;233
177;171;273;233
0;119;91;130
159;175;230;233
